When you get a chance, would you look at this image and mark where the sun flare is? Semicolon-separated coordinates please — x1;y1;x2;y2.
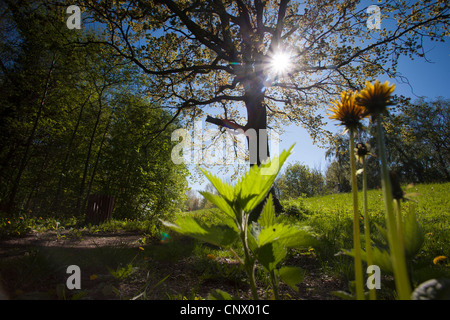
270;52;291;73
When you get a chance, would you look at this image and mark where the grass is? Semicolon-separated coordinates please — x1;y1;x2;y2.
283;182;450;295
0;182;448;299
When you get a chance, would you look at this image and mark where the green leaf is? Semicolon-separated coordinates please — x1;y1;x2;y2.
258;193;275;228
277;266;304;292
331;290;356;300
161;216;238;247
107;264;134;280
257;223;294;246
281;226;319;249
257;242;286;272
402;206;424;259
199;168;234;202
199;191;236;219
247;224;259;253
348;246;393;274
374;223;389;244
235;145;294;213
257;223;316;248
207;289;236;300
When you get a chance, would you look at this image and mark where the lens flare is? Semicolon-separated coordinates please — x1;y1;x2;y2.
270;52;291;73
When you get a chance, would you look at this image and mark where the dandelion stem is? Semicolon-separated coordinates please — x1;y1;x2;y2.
363;157;376;300
375;117;411;300
349;129;365;300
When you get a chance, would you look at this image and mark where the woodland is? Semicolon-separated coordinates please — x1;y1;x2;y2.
0;0;449;302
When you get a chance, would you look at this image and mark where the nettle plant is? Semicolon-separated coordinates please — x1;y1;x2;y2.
162;145;317;300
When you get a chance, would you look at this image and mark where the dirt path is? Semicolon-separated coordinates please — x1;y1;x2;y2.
0;230;143;254
0;231;345;300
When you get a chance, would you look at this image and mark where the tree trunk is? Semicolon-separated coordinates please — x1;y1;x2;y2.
243;86;283;222
207;76;284;220
82;114;112;212
5;56;56;215
77;97;102;214
51;94;90;214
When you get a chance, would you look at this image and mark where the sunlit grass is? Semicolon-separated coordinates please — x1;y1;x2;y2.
289;182;450;284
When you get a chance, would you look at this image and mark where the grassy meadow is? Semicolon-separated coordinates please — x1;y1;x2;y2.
0;182;448;300
280;182;449;289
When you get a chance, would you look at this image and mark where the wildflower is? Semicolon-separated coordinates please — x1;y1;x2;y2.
206;254;216;260
433;256;447;265
355;142;371;164
329;90;366;300
328;90;367;132
355;80;396;117
139;246;145;251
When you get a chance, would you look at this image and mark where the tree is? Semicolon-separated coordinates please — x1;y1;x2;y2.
384;96;450;183
0;0;188;219
77;0;449;216
78;0;449;154
276;162;324;199
324;96;450;190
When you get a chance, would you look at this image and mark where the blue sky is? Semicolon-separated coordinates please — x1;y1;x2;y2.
280;38;450;172
186;21;450;193
278;37;450;171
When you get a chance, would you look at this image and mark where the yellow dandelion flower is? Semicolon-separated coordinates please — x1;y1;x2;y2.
328;90;367;131
433;256;447;265
355;80;396;117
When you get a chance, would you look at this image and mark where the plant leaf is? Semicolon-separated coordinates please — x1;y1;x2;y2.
258;223;316;249
332;290;355;300
348;246;393;274
207;289;236;300
234;145;294;213
402;205;424;259
161;216;238;247
258;193;275;228
281;226;318;249
257;242;287;272
277;266;304;292
199;191;236;219
199;168;235;202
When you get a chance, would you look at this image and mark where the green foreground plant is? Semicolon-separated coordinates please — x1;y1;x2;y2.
328;80;430;300
162;145;317;299
357;143;376;300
